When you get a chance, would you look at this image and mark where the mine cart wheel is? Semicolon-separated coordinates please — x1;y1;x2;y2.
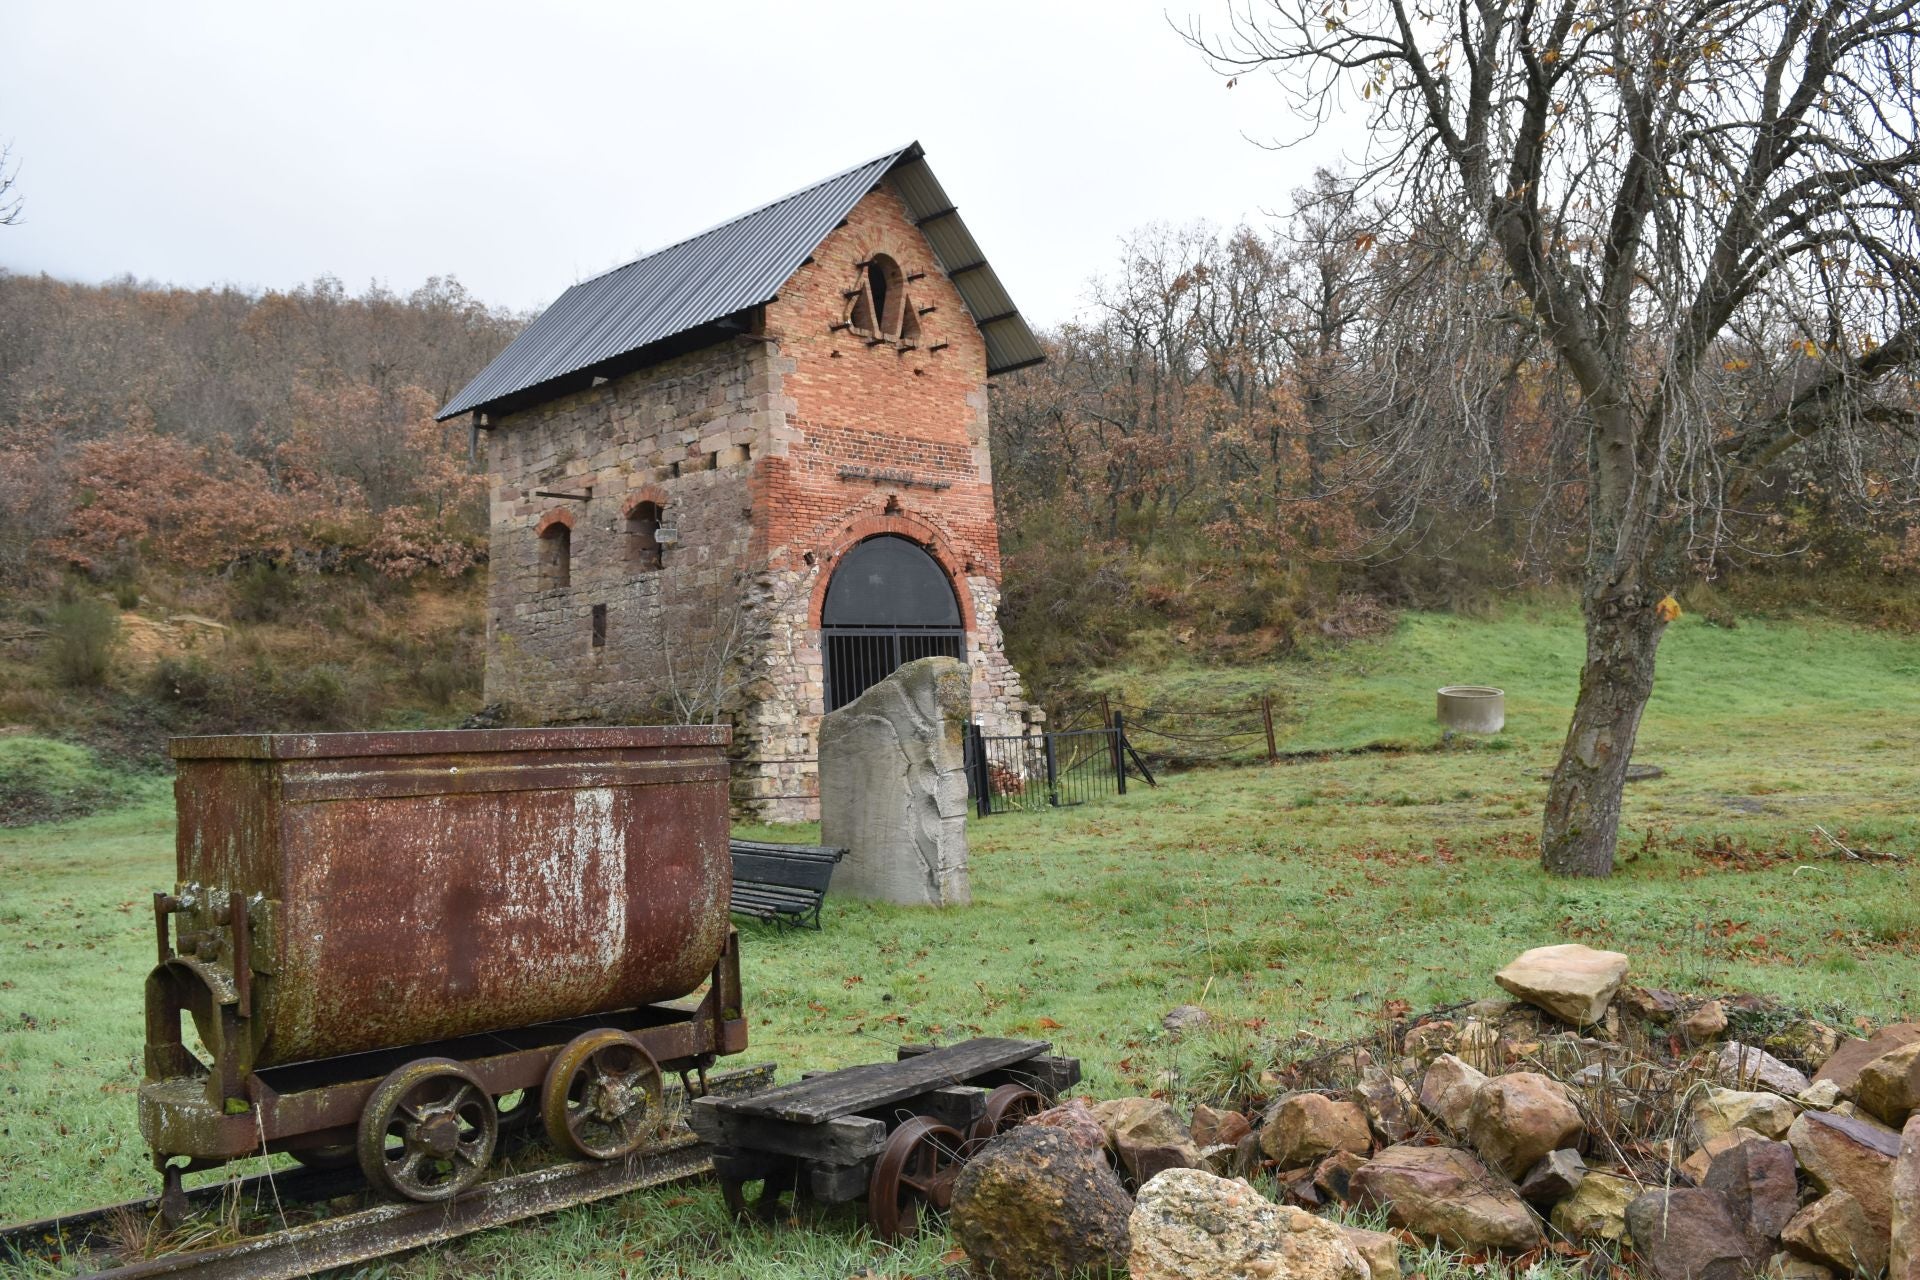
867;1114;966;1242
356;1057;498;1202
967;1084;1047;1150
541;1029;665;1160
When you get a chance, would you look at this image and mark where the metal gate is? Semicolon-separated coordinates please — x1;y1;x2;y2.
823;627;965;712
963;720;1154;816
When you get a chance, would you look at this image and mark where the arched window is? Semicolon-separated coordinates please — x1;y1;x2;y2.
627;501;663;571
848;254;913;343
538;519;570;590
821;535;965;710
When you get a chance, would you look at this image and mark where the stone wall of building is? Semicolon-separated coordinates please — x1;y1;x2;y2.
483;177;1031;820
483;338;777;719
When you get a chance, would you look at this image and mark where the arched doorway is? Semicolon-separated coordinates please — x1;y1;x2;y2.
822;535;966;710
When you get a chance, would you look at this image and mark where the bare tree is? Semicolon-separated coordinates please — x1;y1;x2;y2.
1195;0;1920;875
0;144;20;226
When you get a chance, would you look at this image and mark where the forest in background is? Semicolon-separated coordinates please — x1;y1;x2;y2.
1;172;1917;770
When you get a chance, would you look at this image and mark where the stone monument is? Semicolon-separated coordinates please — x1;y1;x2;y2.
818;656;972;907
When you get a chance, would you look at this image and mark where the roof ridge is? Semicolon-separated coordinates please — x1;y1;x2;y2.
574;142;920;288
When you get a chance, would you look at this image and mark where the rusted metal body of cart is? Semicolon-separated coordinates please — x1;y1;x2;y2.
687;1038;1080;1238
140;727;747;1217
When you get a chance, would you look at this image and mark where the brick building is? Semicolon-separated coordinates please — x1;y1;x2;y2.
438;143;1040;820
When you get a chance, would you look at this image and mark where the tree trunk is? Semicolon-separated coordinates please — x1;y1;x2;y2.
1540;592;1668;876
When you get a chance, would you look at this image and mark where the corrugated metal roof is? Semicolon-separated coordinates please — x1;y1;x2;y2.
437;142;1044;420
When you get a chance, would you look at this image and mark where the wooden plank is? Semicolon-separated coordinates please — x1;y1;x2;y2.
858;1085;985;1131
808;1160;872;1203
717;1038;1050;1124
897;1046;1081;1097
687;1097;887;1165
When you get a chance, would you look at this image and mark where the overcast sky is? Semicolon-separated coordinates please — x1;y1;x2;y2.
0;0;1352;327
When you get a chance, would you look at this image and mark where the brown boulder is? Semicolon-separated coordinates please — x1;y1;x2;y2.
1466;1072;1585;1179
1402;1020;1456;1062
1815;1022;1920;1094
1681;999;1729;1041
1689;1086;1799;1146
1788;1108;1902;1238
1781;1190;1886;1276
1351;1067;1422;1144
1028;1098;1108;1151
1260;1093;1372;1167
1858;1040;1920;1128
1352;1144;1542;1251
1893;1114;1919;1280
1418;1053;1488;1134
1088;1096;1201;1183
1617;985;1682;1024
1128;1168;1369;1280
950;1125;1133;1280
1680;1127;1769;1184
1494;943;1630;1026
1703;1136;1799;1242
1313;1149;1370;1204
1336;1224;1403;1280
1189;1104;1251;1149
1625;1188;1764;1280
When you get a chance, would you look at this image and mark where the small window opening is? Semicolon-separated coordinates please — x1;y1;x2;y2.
627;501;664;572
708;450;720;470
539;523;571;589
867;260;890;332
591;603;607;648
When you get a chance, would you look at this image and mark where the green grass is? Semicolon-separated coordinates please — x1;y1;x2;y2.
2;605;1917;1276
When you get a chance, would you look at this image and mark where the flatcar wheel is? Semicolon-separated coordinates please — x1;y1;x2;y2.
356;1057;497;1202
967;1084;1047;1149
867;1115;966;1242
541;1029;664;1160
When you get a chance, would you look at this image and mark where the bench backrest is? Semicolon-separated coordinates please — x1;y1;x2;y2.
729;842;844;893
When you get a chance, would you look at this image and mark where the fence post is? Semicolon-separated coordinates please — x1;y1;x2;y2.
1043;731;1059;807
969;721;993;818
1112;712;1127;796
1262;694;1278;763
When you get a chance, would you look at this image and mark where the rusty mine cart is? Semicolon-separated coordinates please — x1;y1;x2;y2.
139;727;747;1217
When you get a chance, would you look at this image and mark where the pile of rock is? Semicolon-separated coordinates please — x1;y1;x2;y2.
949;942;1920;1279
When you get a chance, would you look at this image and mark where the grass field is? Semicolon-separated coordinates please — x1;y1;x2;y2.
2;603;1917;1276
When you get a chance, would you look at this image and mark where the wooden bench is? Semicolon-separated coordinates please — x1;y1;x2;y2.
728;839;846;930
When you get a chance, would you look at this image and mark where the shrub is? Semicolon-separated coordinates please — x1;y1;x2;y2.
230;561;299;623
417;658;477;708
47;598;120;687
0;736;136;826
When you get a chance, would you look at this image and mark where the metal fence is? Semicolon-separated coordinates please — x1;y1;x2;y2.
962;719;1155;816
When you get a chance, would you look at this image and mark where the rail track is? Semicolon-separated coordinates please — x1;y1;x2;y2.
1;1063;773;1280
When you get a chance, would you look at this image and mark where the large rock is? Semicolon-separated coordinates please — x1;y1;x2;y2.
1418;1054;1488;1134
1352;1144;1542;1251
1351;1067;1421;1144
818;656;971;906
949;1125;1132;1279
1788;1108;1902;1238
1551;1171;1639;1243
1028;1098;1108;1151
1336;1225;1403;1280
1260;1093;1372;1167
1162;1005;1212;1038
1715;1042;1813;1096
1782;1191;1886;1276
1493;944;1630;1026
1088;1096;1201;1183
1893;1114;1919;1280
1625;1188;1763;1280
1680;1127;1770;1184
1681;999;1730;1042
1703;1137;1799;1242
1690;1086;1799;1145
1815;1023;1920;1094
1190;1104;1251;1149
1466;1072;1585;1179
1858;1040;1920;1127
1128;1168;1370;1280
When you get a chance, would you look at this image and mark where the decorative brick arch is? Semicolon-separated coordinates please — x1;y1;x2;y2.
621;485;669;519
806;512;979;634
535;508;575;537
